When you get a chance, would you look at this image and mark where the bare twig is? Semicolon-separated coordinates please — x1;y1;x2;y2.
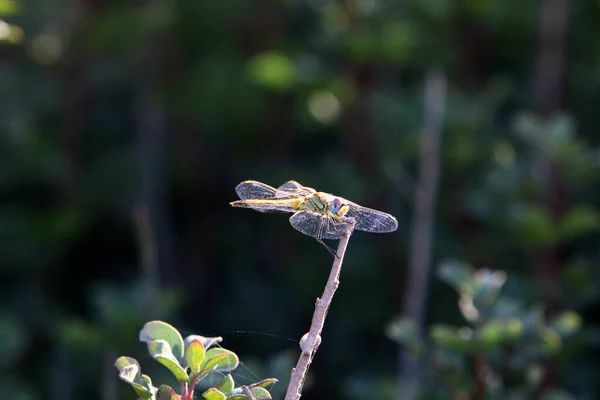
284;220;356;400
399;69;446;399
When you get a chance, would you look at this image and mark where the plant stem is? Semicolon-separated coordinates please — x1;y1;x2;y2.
284;220;356;400
399;68;446;398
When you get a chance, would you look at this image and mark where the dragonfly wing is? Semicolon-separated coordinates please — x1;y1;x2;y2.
345;202;398;233
276;180;316;198
235;181;278;200
289;211;344;239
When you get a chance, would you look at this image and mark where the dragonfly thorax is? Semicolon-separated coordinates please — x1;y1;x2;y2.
300;192;349;219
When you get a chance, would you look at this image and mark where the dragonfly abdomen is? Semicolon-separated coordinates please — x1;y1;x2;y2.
230;198;301;213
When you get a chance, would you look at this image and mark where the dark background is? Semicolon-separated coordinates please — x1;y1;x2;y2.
2;0;600;399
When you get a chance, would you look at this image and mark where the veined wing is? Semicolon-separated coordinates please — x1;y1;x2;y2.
235;180;315;200
233;180;302;213
276;180;316;198
235;180;278;200
344;201;398;233
289;210;349;240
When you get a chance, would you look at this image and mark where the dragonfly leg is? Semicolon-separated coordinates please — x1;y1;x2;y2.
317;219;339;258
327;217;352;238
316;238;339;258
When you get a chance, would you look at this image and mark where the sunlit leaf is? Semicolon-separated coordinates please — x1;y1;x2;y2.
184;334;223;351
248;378;278;390
429;325;471;352
147;340;189;382
550;311;582;337
215;374;235;394
185;338;205;375
247;52;295;91
202;388;227;400
201;348;239;374
140;321;185;361
0;0;19;16
114;356;154;399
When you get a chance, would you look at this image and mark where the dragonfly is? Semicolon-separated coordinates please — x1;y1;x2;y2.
230;180;398;256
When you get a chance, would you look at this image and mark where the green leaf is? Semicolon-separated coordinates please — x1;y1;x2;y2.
429;325;471;352
550;311;582;337
474;318;522;350
157;385;179;400
201;348;240;374
185;338;206;375
249;387;272;399
247;52;295;91
140;321;185;361
475;319;505;350
215;374;235;394
114;356;154;399
559;206;600;241
200;353;230;376
185;334;223;351
507;205;556;247
247;378;278;390
505;318;524;340
437;260;475;295
0;0;20;16
539;327;563;355
225;387;272;400
386;317;424;354
147;340;189;382
472;269;506;310
203;388;227;400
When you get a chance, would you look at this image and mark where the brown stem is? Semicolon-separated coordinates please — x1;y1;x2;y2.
284;221;356;400
471;354;487;400
534;0;569;392
399;69;446;398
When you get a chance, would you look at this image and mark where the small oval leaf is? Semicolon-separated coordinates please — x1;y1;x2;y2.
216;374;235;394
202;388;227;400
185;339;206;375
248;378;278;390
185;334;223;351
114;357;154;399
250;387;272;399
202;348;239;373
140;321;185;361
157;385;180;400
148;340;189;382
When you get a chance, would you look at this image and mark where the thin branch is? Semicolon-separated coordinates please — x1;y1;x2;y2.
399;68;446;399
284;220;356;400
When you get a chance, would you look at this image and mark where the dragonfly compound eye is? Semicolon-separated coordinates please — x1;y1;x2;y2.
330;198;343;214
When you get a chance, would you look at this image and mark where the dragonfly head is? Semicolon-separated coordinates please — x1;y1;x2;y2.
329;197;349;218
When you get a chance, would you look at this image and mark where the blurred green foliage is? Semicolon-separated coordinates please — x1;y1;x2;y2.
2;0;600;399
389;262;589;399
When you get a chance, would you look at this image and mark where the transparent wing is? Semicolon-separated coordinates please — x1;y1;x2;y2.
235;180;314;201
344;202;398;233
289;211;348;240
235;180;278;200
276;180;316;198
